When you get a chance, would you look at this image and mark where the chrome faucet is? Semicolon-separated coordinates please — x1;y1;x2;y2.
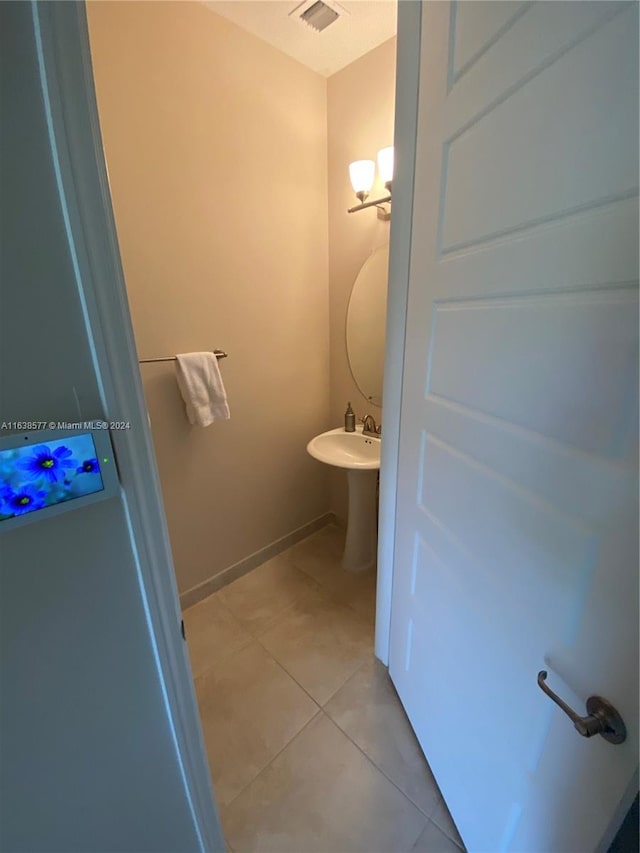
361;414;381;439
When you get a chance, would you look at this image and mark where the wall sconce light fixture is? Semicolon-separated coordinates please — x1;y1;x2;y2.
348;146;393;220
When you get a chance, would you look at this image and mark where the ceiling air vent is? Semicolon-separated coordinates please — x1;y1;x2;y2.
299;0;340;33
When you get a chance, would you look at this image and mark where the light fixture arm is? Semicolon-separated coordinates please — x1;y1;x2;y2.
347;193;392;214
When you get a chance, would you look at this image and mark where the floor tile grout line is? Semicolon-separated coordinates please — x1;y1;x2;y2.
222;706;432;853
430;813;466;851
219;706;324;814
288;561;379;629
190;633;254;685
188;530;373;697
209;632;371;819
248;574;377;644
319;702;439;825
183;588;255;682
413;817;466;853
252;629;340;709
315;708;430;851
319;664;463;836
191;570;374;685
191;527;415;847
196;638;465;850
226;560;375;678
192;635;322;813
217;687;322;813
217;555;340;641
218;567;317;640
249;590;375;711
247;582;326;641
318;655;371;708
190;536;463;853
209;526;374;641
320;651;451;790
197;648;461;846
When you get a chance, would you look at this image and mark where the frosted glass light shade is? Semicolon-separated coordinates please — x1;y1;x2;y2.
377;146;394;185
349;160;375;195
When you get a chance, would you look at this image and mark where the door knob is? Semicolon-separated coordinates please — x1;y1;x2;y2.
537;671;626;745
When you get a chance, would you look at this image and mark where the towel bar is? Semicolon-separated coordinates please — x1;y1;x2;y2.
139;350;227;364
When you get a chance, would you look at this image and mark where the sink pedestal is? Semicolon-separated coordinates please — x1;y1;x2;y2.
343;469;378;573
306;426;380;573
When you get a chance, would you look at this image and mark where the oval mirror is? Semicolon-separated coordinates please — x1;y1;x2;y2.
346;243;389;407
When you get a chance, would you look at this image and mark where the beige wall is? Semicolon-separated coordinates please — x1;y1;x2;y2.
327;38;397;522
87;1;331;596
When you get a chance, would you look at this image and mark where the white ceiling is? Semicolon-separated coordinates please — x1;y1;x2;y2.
204;1;397;77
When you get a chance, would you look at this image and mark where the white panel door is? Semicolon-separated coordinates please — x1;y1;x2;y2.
389;3;639;851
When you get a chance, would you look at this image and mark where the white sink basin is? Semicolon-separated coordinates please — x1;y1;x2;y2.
306;426;380;470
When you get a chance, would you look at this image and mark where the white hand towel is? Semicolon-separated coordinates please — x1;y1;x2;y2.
175;352;230;427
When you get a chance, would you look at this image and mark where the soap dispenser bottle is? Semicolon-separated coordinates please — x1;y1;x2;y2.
344;402;356;432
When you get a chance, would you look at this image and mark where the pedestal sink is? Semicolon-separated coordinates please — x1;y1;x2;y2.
306;426;380;573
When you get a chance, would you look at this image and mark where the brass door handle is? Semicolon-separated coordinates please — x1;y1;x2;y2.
537;671;626;745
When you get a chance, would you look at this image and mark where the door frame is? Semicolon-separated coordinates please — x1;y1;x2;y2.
40;0;420;838
375;0;421;664
31;2;224;849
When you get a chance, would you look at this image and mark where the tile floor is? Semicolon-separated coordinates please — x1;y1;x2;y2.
183;524;465;853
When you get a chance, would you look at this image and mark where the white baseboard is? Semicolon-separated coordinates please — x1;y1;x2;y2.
179;512;335;610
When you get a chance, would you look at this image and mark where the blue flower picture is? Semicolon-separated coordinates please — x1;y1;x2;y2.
18;444;76;483
1;484;47;516
77;458;99;474
0;434;104;522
